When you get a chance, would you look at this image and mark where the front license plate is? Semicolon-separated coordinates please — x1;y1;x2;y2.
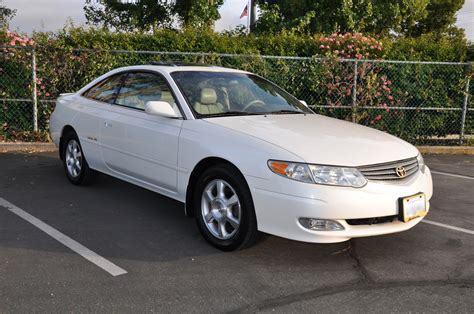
398;193;427;222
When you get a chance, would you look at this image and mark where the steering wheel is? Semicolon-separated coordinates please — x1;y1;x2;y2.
242;99;266;112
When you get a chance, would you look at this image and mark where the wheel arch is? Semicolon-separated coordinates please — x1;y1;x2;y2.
184;157;250;217
59;125;77;160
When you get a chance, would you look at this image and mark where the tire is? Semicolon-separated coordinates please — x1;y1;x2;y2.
194;164;258;251
61;131;96;185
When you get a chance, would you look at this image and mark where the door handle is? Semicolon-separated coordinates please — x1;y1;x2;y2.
104;121;112;127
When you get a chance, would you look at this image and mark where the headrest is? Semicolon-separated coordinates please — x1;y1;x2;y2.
200;88;217;104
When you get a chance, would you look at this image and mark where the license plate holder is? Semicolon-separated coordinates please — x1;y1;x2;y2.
398;192;427;223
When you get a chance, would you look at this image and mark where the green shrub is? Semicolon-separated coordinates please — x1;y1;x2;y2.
383;32;468;62
26;26;468;61
1;27;471;144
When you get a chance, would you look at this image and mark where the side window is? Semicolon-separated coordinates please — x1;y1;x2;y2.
82;74;124;104
115;72;179;113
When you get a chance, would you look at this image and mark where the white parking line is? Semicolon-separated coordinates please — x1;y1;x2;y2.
431;170;474;180
422;219;474;235
0;197;127;277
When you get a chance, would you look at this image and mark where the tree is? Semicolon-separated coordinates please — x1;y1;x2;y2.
1;0;16;29
84;0;224;32
255;0;464;36
409;0;465;35
84;0;172;32
173;0;224;29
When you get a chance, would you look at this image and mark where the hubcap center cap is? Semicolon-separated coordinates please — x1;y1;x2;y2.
211;199;227;220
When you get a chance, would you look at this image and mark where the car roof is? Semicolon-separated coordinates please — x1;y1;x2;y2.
112;64;249;75
75;63;251;97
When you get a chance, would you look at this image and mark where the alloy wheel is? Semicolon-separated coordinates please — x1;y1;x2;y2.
65;139;82;178
201;179;241;240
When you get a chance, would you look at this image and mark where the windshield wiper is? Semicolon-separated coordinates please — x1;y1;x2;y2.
264;110;306;115
202;111;263;118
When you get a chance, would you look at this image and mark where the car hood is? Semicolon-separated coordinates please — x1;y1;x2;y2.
204;114;418;167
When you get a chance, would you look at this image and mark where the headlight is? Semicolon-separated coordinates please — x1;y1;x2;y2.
309;164;367;187
417;153;425;171
267;161;313;183
268;160;367;188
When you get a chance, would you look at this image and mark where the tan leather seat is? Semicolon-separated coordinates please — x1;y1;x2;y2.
159;91;174;105
118;94;144;110
194;88;224;115
160;91;180;116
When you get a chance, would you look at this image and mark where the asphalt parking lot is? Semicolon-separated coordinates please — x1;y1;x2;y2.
0;152;473;312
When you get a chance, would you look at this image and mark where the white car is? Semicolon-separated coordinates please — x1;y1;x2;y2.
49;62;433;251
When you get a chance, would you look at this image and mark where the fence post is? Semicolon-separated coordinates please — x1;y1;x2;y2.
351;60;358;123
31;48;38;132
459;63;471;145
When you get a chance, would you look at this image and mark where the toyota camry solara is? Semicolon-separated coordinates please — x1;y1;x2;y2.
49;63;433;251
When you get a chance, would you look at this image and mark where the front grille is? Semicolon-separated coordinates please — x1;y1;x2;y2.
346;215;398;226
358;157;419;181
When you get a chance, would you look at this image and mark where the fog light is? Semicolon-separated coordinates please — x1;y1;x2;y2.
299;218;345;231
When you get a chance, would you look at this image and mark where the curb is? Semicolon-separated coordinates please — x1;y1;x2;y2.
0;142;473;155
417;146;474;155
0;142;57;153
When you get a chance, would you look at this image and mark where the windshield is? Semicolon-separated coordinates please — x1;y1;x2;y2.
171;71;313;118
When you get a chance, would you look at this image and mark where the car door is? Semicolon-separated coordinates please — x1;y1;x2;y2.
75;73;126;172
100;71;183;194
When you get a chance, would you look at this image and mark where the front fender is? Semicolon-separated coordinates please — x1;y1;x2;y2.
176;120;303;202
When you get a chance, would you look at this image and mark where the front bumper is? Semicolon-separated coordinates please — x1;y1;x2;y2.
248;166;433;243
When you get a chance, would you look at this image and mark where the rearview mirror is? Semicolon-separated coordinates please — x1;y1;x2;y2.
299;100;308;108
145;101;178;118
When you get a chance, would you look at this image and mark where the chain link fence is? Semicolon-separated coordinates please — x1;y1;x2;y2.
1;45;472;145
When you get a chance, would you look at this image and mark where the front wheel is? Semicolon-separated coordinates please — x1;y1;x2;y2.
194;164;258;251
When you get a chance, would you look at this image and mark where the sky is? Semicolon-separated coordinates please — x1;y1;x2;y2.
4;0;474;42
457;0;474;41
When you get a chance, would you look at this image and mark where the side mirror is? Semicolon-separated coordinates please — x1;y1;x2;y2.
299;100;308;108
145;101;178;118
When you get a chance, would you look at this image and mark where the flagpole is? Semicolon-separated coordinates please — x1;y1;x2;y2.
247;0;250;35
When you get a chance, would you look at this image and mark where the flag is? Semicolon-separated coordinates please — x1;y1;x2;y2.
240;5;248;19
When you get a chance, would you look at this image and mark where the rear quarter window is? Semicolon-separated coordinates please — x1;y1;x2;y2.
82;74;125;104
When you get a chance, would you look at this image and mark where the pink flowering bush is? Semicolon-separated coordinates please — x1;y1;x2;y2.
311;33;398;126
5;30;35;46
317;33;384;60
1;31;36;99
2;31;51;98
0;31;49;141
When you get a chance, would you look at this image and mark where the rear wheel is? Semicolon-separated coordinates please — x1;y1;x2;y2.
194;164;258;251
62;131;96;185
